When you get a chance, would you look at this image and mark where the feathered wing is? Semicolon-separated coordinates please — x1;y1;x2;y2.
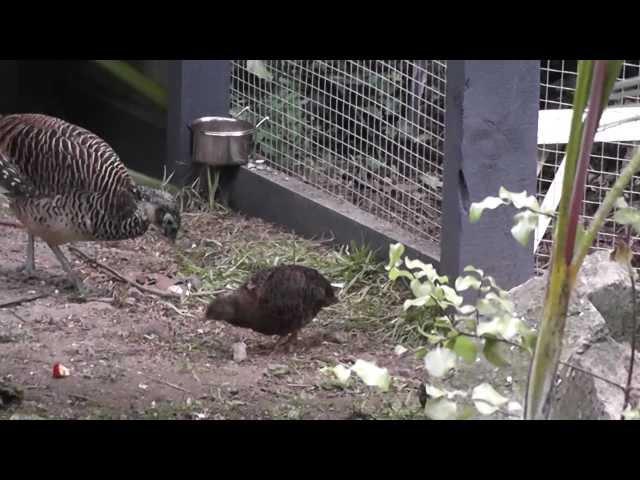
0;114;138;210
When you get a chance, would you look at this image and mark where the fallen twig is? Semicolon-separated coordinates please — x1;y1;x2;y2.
0;293;49;309
559;360;626;392
623;238;638;418
141;374;191;394
68;246;180;299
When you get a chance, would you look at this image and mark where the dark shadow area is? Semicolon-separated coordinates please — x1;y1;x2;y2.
0;60;167;179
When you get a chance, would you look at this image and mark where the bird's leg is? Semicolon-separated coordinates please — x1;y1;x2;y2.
282;330;300;352
271;335;290;352
47;243;87;297
16;233;35;275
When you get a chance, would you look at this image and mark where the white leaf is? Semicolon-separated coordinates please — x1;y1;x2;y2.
472;383;509;415
410;278;433;299
507;401;523;414
455;275;482;291
440;285;464;307
511;210;539;247
351;359;392;392
424;398;458;420
474;401;500;415
424;384;446;399
405;259;448;284
424;347;457;378
469;196;504;223
456;305;476;315
463;265;484;277
321;365;352;386
394;345;408;356
246;60;273;81
386;243;405;271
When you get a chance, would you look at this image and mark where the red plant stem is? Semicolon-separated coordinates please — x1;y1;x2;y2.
564;61;608;265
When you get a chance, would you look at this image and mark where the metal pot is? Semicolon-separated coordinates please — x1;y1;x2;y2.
190;112;268;167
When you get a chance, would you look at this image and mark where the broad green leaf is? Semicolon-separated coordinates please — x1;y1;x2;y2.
469;196;504;223
499;187;539;210
410;278;433;299
614;207;640;234
477;315;521;341
455;275;482;291
463;265;485;277
511;210;539;247
414;346;428;360
452;335;478;364
424;347;457;378
405;259;448;283
387;243;405;271
440;285;464;307
615;197;629;209
457;405;477;420
403;297;430;310
622;406;640;420
246;60;273;81
388;267;414;282
476;298;499;316
424;398;458;420
483;338;510;367
320;365;352;386
472;383;509;415
351;359;392;392
423;333;446;345
456;305;476;315
424;384;446;399
521;330;538;353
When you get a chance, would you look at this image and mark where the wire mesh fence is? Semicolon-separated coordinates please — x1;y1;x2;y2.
231;60;640;272
230;60;447;244
537;60;640;271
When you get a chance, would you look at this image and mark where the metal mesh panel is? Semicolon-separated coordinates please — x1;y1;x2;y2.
537;60;640;271
230;60;447;244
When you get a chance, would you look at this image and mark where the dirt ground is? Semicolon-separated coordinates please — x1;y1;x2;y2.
0;205;427;420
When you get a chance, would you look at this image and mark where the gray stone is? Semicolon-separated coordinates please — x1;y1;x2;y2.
507;250;639;419
576;250;637;342
549;337;640;419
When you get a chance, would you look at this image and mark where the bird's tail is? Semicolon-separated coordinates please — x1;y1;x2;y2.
0;150;35;197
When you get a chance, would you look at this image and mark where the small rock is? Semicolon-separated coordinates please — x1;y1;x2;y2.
267;364;289;376
324;331;348;345
168;285;184;296
232;342;247;363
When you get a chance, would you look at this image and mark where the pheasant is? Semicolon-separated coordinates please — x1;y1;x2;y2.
0;113;181;296
205;265;338;351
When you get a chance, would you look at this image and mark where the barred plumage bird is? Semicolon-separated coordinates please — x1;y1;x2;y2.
0;113;181;295
205;265;338;351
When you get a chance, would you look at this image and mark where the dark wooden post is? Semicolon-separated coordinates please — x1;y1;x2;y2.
166;60;231;186
440;60;540;289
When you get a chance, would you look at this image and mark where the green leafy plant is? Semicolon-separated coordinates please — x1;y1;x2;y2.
385;243;534;419
471;60;640;419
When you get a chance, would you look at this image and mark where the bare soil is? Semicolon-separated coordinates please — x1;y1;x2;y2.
0;207;426;420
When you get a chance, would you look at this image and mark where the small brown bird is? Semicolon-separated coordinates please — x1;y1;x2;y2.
205;265;338;351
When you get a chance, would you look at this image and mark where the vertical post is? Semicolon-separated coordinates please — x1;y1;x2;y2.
166;60;231;186
441;60;540;289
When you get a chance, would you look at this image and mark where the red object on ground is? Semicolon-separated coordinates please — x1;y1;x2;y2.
52;363;70;379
